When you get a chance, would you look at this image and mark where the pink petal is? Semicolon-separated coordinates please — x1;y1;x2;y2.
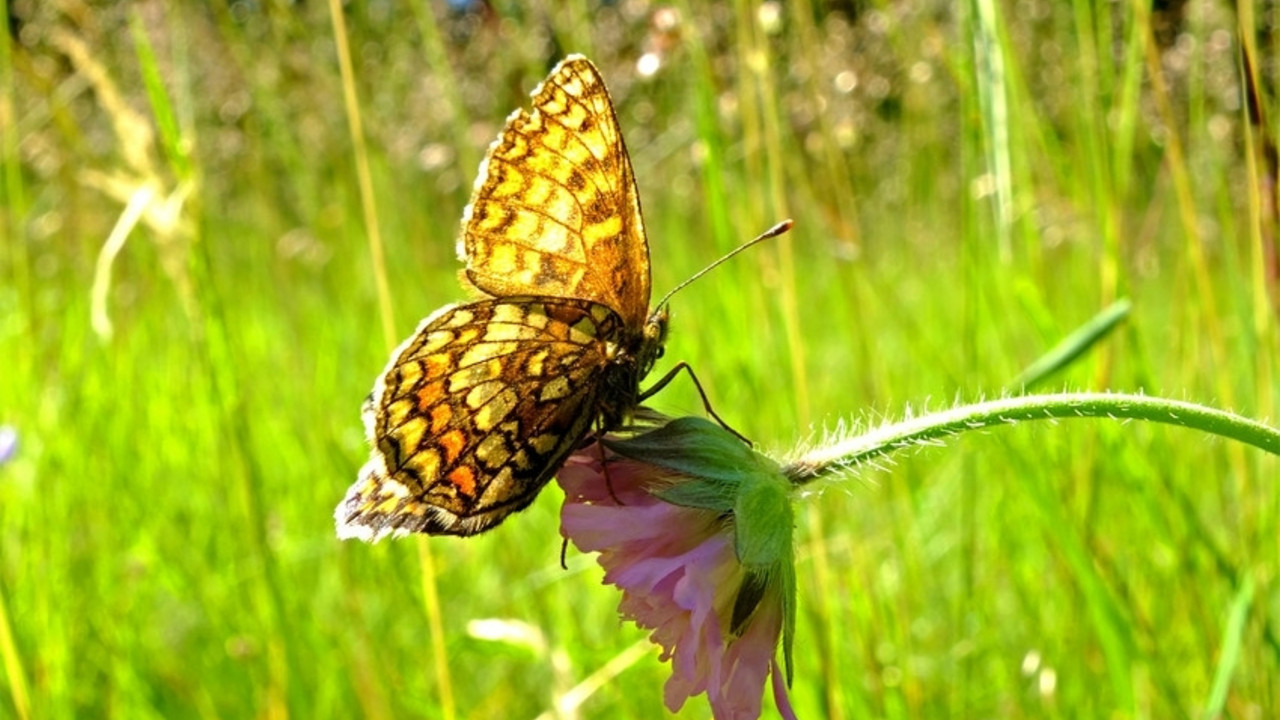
771;657;798;720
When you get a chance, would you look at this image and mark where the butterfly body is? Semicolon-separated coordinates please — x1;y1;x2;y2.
336;56;666;539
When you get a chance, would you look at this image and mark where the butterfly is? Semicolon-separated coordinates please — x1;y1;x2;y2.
335;55;672;539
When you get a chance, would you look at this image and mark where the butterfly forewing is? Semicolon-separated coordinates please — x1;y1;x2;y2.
462;56;651;329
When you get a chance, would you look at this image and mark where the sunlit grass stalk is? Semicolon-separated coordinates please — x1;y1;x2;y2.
998;434;1139;714
1068;0;1126;386
971;0;1014;263
789;0;861;248
326;3;455;719
186;127;301;720
957;5;992;712
1203;574;1255;717
673;0;730;246
1137;7;1234;413
0;0;28;298
0;580;29;720
1058;7;1142;703
1235;2;1278;427
129;11;192;179
187;208;302;715
753;12;810;427
729;6;838;716
123;9;302;710
327;0;397;348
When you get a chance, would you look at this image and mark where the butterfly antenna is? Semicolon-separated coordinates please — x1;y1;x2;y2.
655;219;794;310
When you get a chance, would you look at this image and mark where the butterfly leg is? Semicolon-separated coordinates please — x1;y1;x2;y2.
560;431;623;571
639;361;752;445
595;424;626;505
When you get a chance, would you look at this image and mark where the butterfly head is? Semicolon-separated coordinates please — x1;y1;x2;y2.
639;306;669;378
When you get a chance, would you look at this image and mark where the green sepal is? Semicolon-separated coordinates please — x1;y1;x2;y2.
603;416;773;481
602;417;780;512
781;552;796;685
730;464;797;685
732;463;793;567
651;478;736;513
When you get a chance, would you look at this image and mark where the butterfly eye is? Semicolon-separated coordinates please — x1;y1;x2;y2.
655;346;665;359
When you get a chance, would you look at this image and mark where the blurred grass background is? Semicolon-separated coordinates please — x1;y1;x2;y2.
2;0;1279;717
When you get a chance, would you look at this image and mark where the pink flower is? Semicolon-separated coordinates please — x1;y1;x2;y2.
558;433;797;720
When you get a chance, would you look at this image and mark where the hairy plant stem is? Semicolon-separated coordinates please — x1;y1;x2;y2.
784;393;1280;484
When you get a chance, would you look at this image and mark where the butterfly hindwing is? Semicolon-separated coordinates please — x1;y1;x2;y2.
336;297;630;539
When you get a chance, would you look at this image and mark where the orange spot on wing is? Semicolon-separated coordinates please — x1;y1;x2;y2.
439;429;466;464
448;466;477;497
430;404;452;433
417;380;445;410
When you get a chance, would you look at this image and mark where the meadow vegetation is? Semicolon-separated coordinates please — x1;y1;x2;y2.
1;1;1277;717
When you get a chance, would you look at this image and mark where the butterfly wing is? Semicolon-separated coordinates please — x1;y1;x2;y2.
460;55;652;329
336;296;626;539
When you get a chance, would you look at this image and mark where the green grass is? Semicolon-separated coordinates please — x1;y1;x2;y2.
3;1;1279;718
